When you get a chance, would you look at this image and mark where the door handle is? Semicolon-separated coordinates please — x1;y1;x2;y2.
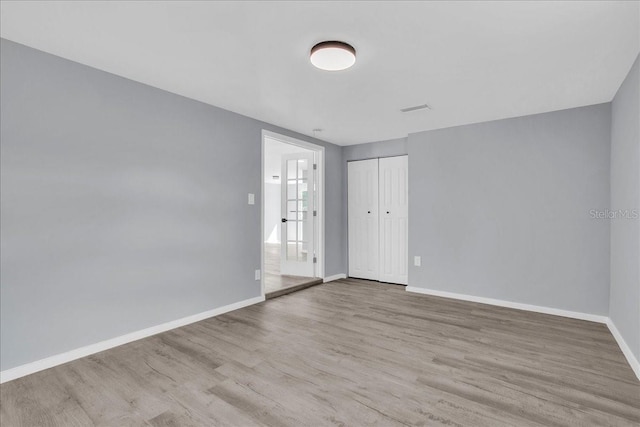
367;211;371;214
281;218;288;223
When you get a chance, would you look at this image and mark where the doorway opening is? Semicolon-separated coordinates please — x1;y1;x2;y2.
261;130;325;298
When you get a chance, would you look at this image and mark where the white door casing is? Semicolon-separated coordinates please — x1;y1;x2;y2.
280;152;315;277
379;156;408;285
348;159;379;280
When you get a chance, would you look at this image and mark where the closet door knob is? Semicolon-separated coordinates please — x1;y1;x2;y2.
386;211;390;214
367;211;371;214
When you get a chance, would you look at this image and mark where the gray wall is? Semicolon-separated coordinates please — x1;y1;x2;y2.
610;54;640;361
407;104;612;315
342;138;408;162
0;39;345;371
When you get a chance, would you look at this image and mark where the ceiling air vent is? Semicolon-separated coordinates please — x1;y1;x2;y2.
400;103;431;113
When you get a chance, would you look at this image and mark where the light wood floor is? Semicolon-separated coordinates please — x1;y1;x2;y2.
264;242;317;294
1;279;639;426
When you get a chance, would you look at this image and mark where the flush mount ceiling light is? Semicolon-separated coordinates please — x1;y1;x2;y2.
310;41;356;71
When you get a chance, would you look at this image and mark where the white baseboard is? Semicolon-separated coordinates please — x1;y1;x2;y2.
405;287;608;323
324;273;347;283
0;295;265;384
406;287;640;381
5;287;637;384
606;319;640;381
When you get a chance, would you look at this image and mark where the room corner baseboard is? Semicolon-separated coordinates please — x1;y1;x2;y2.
324;273;347;283
405;287;640;380
606;319;640;381
0;295;265;384
405;287;608;324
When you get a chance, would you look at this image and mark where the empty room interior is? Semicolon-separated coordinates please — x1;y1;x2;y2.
1;1;639;426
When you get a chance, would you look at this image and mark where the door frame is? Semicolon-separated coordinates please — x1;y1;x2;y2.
261;130;325;297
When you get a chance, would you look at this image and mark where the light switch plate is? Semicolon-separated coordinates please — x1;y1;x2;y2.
414;256;421;267
248;193;255;205
254;269;261;280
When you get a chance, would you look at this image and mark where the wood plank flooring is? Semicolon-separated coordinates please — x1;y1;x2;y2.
1;278;639;426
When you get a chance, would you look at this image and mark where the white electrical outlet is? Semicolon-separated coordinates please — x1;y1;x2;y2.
255;269;261;280
414;256;421;267
248;193;255;205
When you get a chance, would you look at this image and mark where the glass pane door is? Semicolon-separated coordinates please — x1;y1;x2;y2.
281;152;315;277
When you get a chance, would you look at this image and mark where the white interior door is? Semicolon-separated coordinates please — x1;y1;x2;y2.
281;152;315;277
379;156;408;284
348;159;379;280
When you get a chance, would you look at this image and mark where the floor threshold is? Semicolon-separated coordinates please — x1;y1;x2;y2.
265;278;323;299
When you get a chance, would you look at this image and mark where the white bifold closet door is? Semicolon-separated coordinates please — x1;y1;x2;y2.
348;156;408;285
378;156;408;285
348;158;379;281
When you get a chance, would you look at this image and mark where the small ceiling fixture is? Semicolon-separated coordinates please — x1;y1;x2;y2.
310;41;356;71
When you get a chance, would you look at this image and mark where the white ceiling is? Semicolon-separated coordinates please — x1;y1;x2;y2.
1;1;638;145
